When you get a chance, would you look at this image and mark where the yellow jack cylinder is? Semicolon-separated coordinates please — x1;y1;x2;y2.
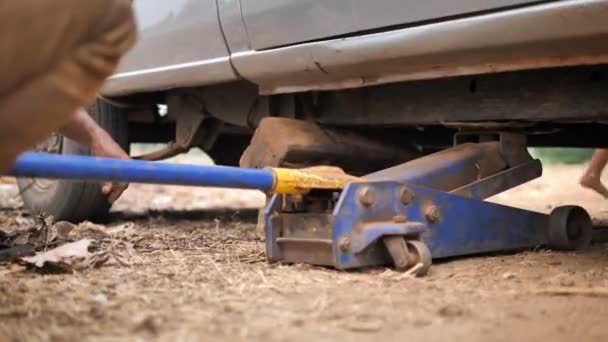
269;166;363;195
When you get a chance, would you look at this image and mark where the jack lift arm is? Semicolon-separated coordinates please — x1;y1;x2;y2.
7;132;593;276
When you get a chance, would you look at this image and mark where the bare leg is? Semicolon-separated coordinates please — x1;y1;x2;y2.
580;149;608;198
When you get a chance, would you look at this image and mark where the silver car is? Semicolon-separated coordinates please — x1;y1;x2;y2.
19;0;608;221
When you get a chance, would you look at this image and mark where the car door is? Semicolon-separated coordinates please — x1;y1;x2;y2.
104;0;237;96
239;0;542;50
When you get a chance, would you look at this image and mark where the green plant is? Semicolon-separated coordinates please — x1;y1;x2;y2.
529;148;593;165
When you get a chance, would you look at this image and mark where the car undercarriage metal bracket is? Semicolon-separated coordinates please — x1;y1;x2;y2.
264;132;592;276
134;93;224;161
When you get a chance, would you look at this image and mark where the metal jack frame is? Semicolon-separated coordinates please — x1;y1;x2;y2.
264;132;593;276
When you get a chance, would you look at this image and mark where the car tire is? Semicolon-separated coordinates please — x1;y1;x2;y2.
17;99;129;222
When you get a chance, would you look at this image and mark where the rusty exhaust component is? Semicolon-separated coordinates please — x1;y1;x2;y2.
132;142;189;161
240;117;419;174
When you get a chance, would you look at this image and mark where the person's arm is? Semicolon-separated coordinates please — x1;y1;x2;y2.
58;108;130;203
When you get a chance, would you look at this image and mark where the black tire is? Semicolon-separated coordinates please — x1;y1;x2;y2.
17;99;129;222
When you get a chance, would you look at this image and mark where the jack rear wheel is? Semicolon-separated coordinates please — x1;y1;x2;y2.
547;206;592;251
383;236;432;276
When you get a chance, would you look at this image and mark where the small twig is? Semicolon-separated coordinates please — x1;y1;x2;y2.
534;287;608;298
209;257;232;285
162;234;178;259
14;180;35;198
393;263;424;280
37;213;50;252
214;218;221;235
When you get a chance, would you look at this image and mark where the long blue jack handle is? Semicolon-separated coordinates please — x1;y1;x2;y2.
8;152;275;192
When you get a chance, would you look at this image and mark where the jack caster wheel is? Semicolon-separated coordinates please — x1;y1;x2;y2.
548;206;592;251
383;236;432;276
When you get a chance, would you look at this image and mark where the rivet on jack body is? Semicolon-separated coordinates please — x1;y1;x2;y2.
425;205;441;223
393;214;408;223
358;187;376;207
338;237;351;252
398;187;414;205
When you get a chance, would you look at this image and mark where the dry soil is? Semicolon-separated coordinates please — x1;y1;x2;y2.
0;165;607;342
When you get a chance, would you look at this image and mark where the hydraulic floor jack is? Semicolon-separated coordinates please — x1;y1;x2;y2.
8;131;592;276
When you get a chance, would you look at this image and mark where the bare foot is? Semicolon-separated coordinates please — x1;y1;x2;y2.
580;173;608;198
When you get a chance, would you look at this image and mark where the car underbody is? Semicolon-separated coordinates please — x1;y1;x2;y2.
120;65;608;168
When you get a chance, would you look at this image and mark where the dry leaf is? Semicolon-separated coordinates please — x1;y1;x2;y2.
14;216;33;227
106;222;136;236
23;239;92;268
11;231;31;246
0;244;35;262
73;222;111;239
52;221;76;240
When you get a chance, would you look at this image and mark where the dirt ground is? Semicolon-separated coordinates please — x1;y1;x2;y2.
0;164;607;342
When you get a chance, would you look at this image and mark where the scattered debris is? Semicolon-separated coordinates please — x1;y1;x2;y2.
1;217;139;274
22;239;93;272
106;222;136;235
0;263;26;276
0;214;55;262
438;304;467;318
404;263;425;278
92;293;108;305
534;287;608;298
14;215;33;227
71;221;111;239
0;244;35;262
53;221;76;240
0;228;13;245
341;319;383;333
547;260;562;266
502;272;517;280
0;177;15;184
133;316;163;335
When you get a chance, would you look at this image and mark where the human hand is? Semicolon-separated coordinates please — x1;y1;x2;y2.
90;130;130;204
